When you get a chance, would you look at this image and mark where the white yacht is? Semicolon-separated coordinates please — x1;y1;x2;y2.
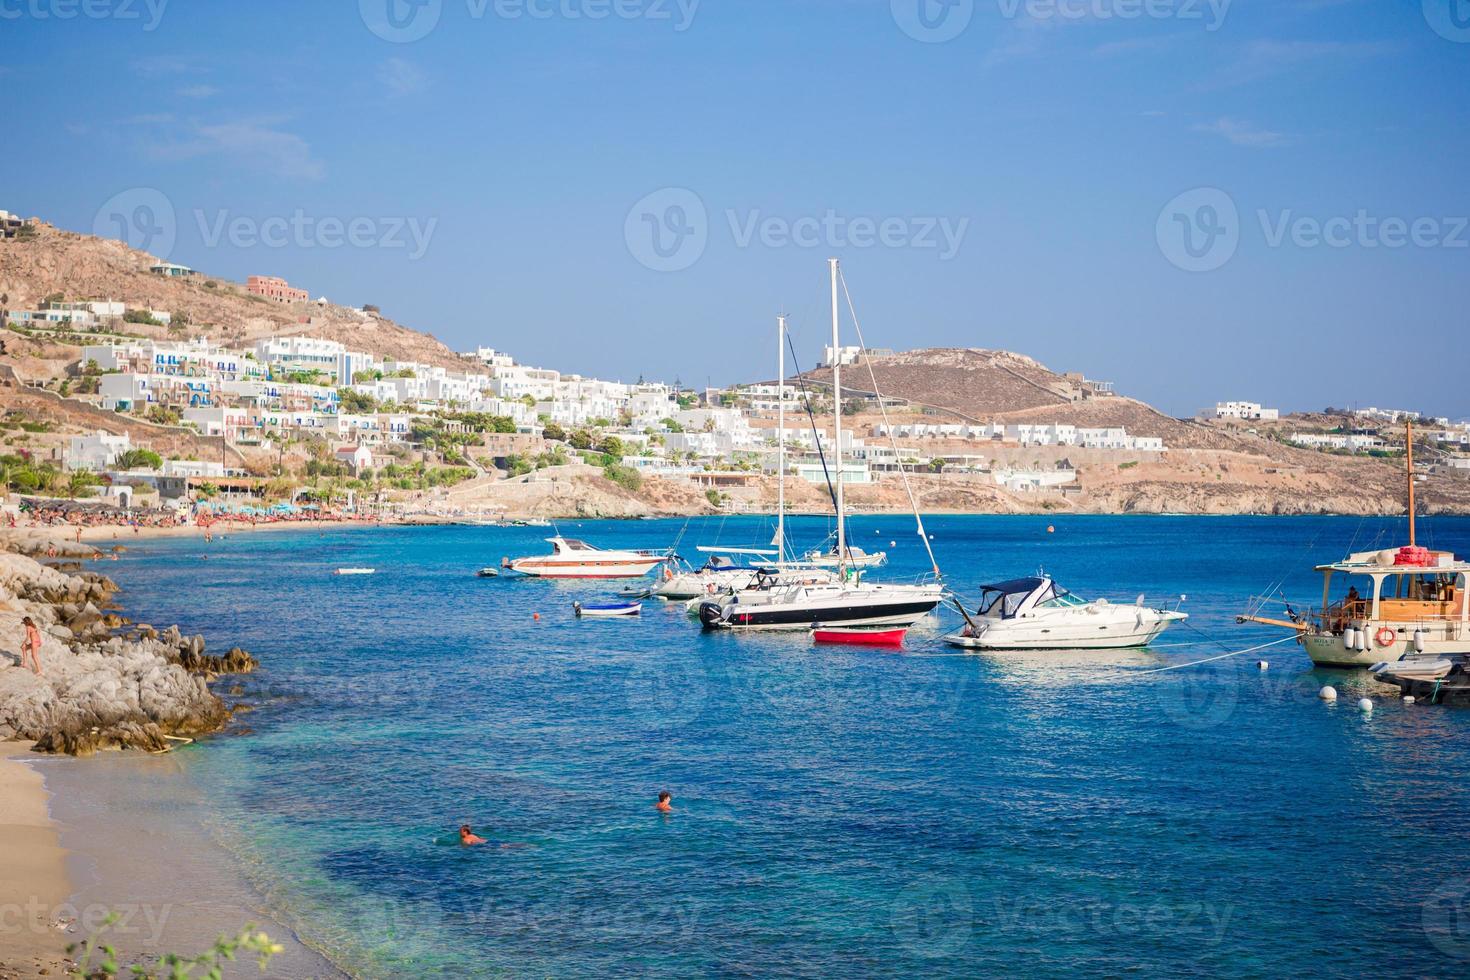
943;576;1187;651
506;537;670;579
699;262;945;632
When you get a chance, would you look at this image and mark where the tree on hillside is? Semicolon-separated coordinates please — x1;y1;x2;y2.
541;421;567;442
115;448;164;471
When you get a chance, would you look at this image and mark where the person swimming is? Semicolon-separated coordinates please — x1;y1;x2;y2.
459;824;488;846
656;792;673;814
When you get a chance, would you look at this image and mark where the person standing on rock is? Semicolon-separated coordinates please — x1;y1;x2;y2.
19;616;43;677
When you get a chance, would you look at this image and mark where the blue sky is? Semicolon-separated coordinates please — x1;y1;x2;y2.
4;0;1467;417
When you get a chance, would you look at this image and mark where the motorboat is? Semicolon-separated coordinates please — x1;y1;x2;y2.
655;551;766;599
476;568;500;578
697;273;944;633
1374;655;1470;704
334;567;377;576
1239;421;1470;668
812;626;908;648
505;537;670;579
943;576;1186;650
574;600;642;618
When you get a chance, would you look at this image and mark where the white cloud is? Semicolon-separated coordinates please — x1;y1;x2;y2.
146;117;325;180
178;84;219;99
378;57;429;98
1192;116;1288;147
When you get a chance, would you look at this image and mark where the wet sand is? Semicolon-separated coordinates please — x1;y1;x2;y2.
0;743;71;979
35;751;345;978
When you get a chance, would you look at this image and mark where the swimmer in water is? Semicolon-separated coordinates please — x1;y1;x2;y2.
656;791;673;814
459;824;487;846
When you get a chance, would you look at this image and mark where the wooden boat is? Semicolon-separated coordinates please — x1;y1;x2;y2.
811;626;908;647
1238;421;1470;668
574;600;642;618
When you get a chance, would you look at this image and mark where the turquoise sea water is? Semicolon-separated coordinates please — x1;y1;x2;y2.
103;515;1470;978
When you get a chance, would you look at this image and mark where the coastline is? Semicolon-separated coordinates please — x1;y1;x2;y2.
0;744;70;980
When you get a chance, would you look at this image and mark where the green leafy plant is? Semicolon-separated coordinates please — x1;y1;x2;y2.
68;914;282;979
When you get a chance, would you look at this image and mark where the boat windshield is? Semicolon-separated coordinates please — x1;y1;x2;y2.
1036;588;1088;609
978;577;1049;620
559;539;595;551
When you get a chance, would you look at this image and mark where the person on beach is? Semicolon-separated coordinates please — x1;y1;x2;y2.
19;616;42;677
656;792;673;814
459;825;488;846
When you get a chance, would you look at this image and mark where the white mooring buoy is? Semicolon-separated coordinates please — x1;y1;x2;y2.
1404;696;1416;704
1358;698;1374;713
1319;686;1338;702
1257;660;1269;671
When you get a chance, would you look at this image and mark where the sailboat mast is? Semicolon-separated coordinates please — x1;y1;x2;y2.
776;314;787;560
829;258;845;569
1407;417;1416;548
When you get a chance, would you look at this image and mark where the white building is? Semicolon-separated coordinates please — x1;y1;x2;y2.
1215;401;1280;421
1290;432;1386;452
66;431;131;471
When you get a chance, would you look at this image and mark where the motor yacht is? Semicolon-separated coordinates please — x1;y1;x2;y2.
943;576;1186;650
505;537;670;579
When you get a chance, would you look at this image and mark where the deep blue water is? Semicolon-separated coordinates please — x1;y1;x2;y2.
101;515;1470;978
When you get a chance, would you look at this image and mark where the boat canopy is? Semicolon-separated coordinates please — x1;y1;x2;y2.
550;537;598;552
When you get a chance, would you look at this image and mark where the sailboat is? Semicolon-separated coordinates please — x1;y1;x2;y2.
698;260;946;631
1239;419;1470;668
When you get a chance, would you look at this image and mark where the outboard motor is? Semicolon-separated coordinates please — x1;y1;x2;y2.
698;599;727;630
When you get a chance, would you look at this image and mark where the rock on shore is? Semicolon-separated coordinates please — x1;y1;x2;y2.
0;549;255;755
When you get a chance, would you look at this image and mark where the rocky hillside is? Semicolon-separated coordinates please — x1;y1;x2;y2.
0;221;469;374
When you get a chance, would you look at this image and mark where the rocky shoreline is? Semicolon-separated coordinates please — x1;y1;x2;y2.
0;533;256;756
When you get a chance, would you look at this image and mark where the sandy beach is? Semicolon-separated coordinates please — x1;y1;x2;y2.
0;744;71;979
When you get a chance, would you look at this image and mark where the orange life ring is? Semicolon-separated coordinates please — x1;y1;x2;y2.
1375;627;1396;648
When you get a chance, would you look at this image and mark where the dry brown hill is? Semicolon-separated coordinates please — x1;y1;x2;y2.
0;222;468;373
